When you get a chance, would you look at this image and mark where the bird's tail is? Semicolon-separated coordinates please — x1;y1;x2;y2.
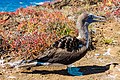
0;57;50;68
16;61;42;68
15;59;50;68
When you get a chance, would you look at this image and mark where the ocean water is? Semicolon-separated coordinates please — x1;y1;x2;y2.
0;0;52;12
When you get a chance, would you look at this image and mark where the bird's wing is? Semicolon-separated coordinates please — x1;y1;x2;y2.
30;35;86;64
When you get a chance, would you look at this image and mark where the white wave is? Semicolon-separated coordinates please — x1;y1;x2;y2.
30;1;51;5
19;2;23;4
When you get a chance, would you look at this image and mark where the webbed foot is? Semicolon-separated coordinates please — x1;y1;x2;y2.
67;67;83;76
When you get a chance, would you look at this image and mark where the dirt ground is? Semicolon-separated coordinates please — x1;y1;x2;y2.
0;1;120;80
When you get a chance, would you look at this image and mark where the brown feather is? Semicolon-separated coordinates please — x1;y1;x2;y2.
33;35;87;65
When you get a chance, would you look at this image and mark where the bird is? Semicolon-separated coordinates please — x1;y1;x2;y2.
11;12;106;76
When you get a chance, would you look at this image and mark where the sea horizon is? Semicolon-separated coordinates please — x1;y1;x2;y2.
0;0;52;12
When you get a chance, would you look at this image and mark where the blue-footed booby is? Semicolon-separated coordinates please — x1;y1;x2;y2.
11;12;105;76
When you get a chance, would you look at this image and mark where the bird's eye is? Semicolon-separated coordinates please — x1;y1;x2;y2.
89;15;93;18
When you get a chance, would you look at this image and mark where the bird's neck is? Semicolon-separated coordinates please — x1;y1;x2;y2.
77;22;89;48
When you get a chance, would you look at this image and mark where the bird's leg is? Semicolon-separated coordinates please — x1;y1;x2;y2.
67;64;83;76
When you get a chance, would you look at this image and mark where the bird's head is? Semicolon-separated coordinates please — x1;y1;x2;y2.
77;12;106;28
76;13;106;44
84;13;106;24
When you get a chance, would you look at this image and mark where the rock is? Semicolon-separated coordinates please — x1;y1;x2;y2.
3;15;10;21
0;35;3;45
103;48;111;56
7;76;16;79
109;63;116;70
0;35;4;54
106;63;120;79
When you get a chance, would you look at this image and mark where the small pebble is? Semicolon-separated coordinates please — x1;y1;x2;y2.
95;53;100;56
7;76;16;79
103;48;111;55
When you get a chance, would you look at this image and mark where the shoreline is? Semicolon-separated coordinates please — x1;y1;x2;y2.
0;0;52;12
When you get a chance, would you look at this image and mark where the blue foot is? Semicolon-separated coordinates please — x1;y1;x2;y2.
67;67;83;76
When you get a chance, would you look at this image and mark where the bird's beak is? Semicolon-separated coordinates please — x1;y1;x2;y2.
92;15;106;22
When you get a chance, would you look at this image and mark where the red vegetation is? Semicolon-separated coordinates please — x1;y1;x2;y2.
0;7;76;58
